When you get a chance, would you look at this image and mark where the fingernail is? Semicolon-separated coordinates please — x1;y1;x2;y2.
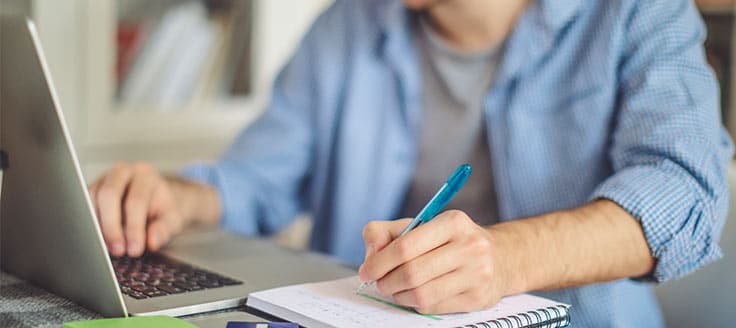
111;243;124;255
127;242;140;256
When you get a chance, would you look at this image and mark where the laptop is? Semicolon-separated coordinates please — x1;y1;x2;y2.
0;15;353;318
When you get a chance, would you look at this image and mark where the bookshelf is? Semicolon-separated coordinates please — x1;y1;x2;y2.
30;0;332;180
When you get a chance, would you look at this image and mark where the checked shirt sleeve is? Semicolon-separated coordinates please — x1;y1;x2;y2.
589;0;733;282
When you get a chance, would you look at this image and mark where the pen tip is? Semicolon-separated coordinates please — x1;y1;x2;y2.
356;281;371;294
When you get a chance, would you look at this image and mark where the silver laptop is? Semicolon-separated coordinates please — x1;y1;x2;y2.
0;15;353;318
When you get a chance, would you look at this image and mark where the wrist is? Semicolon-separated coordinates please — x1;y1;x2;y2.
167;176;221;226
486;224;530;296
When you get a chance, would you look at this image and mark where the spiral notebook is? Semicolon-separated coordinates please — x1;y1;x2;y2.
246;276;570;328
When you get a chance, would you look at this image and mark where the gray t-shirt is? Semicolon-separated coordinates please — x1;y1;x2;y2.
399;17;500;226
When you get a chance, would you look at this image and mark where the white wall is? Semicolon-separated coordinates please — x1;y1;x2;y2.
0;0;30;15
255;0;333;93
31;0;333;181
33;0;84;138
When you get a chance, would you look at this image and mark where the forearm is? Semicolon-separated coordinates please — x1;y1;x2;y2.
488;199;655;295
166;176;222;226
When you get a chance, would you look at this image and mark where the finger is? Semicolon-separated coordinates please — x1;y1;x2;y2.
376;240;463;295
89;180;121;255
87;180;101;219
122;164;158;256
359;219;413;281
146;220;168;252
89;181;112;248
362;219;413;255
415;291;492;315
88;180;99;205
360;212;463;281
392;268;472;310
145;182;182;251
95;164;133;256
146;213;180;251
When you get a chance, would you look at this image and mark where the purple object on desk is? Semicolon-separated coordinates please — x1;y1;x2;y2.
226;322;298;328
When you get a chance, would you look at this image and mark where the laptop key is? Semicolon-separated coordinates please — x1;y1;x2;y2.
147;279;163;286
131;286;157;293
199;280;222;288
219;278;243;286
157;284;185;294
144;289;168;298
112;253;242;296
124;281;145;288
172;281;204;291
128;291;147;299
130;272;149;280
187;285;205;291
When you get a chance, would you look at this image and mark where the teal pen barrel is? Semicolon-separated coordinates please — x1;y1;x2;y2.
413;164;472;226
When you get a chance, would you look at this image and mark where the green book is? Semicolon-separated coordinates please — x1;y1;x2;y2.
64;316;197;328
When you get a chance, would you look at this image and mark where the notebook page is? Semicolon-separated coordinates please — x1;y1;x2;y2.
247;276;568;328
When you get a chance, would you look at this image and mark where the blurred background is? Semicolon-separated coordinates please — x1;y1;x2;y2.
0;0;732;180
0;0;735;327
0;0;332;180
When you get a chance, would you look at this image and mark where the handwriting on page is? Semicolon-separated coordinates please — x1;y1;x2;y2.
290;288;391;327
255;276;449;327
250;276;567;328
294;277;434;327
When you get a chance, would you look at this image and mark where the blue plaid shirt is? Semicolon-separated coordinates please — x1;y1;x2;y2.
184;0;733;326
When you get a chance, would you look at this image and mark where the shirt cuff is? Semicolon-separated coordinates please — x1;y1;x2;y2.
180;162;260;236
589;165;723;283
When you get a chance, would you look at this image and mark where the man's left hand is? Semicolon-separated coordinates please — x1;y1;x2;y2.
358;210;507;314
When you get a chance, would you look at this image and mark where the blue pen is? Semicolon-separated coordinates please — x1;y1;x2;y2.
357;164;472;292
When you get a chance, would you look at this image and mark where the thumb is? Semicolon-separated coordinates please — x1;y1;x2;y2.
146;213;182;251
146;189;183;251
362;218;413;260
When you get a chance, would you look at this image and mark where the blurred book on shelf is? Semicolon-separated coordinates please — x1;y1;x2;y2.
115;0;253;110
225;0;253;96
116;21;152;86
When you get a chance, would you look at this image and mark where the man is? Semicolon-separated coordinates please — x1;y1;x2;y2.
89;0;733;326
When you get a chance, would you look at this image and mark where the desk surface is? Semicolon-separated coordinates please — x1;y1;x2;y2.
0;271;268;327
1;271;102;327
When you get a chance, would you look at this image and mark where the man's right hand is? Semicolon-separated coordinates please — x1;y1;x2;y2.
88;162;221;257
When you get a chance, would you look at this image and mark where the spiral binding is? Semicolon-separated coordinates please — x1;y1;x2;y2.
457;304;570;328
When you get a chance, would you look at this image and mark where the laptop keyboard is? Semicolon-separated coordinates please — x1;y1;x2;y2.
111;254;243;299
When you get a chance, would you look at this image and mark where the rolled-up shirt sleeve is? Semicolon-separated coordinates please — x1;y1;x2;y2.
589;0;733;282
181;162;271;236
